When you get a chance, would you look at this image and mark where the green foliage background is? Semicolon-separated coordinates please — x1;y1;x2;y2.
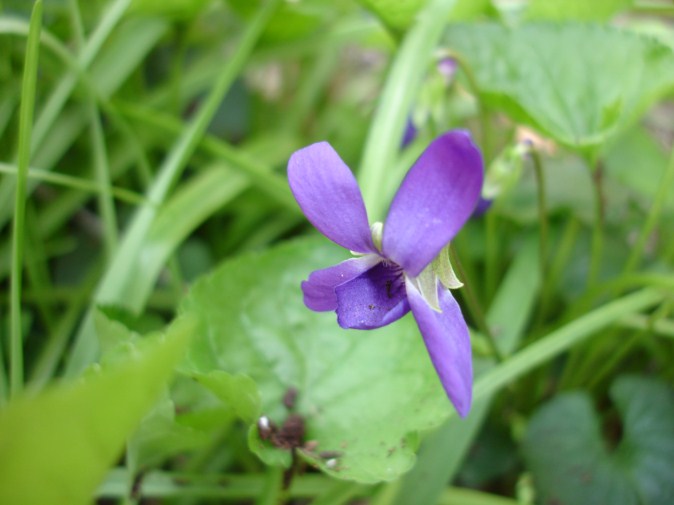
0;0;673;504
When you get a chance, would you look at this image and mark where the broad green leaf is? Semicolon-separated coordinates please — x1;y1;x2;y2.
0;315;195;505
179;237;452;483
522;375;674;505
195;370;261;425
444;23;674;151
526;0;632;21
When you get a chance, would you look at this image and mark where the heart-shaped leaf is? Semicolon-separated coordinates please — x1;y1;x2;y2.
444;23;674;152
522;375;674;505
179;237;453;483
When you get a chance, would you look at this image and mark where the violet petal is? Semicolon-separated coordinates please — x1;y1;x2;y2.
383;131;484;277
335;262;410;330
406;278;473;417
288;142;376;254
301;255;381;312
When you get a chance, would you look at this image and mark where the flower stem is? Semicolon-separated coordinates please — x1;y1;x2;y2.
9;0;42;399
450;246;504;363
587;159;605;287
530;149;550;317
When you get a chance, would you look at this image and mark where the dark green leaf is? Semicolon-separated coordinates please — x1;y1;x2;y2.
522;375;674;505
179;237;451;483
444;23;674;151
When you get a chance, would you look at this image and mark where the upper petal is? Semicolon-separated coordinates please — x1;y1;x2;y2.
288;142;376;254
335;262;410;330
383;131;484;276
301;255;381;312
406;278;473;417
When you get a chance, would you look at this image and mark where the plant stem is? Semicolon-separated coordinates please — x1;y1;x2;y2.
9;0;42;398
450;246;503;362
587;159;605;287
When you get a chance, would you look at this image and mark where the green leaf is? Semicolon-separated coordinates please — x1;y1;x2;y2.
194;371;261;425
525;0;632;21
0;315;196;505
522;375;674;505
179;237;451;483
444;23;674;151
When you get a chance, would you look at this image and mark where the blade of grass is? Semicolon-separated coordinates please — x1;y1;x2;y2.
115;101;297;210
308;481;367;505
0;10;167;229
122;165;249;309
64;0;284;377
67;0;118;260
8;0;42;399
358;0;458;220
97;471;354;501
473;288;664;402
0;163;145;205
87;106;118;260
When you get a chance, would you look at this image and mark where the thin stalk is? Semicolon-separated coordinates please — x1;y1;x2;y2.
88;106;119;260
359;0;462;220
450;246;503;362
484;208;498;302
623;142;674;274
68;0;118;258
9;0;42;398
587;160;605;287
0;163;145;205
530;149;549;295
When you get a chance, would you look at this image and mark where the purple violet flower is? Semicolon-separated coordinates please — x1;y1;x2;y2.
287;130;484;417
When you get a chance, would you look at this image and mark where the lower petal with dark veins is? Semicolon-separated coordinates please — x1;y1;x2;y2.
335;261;409;330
